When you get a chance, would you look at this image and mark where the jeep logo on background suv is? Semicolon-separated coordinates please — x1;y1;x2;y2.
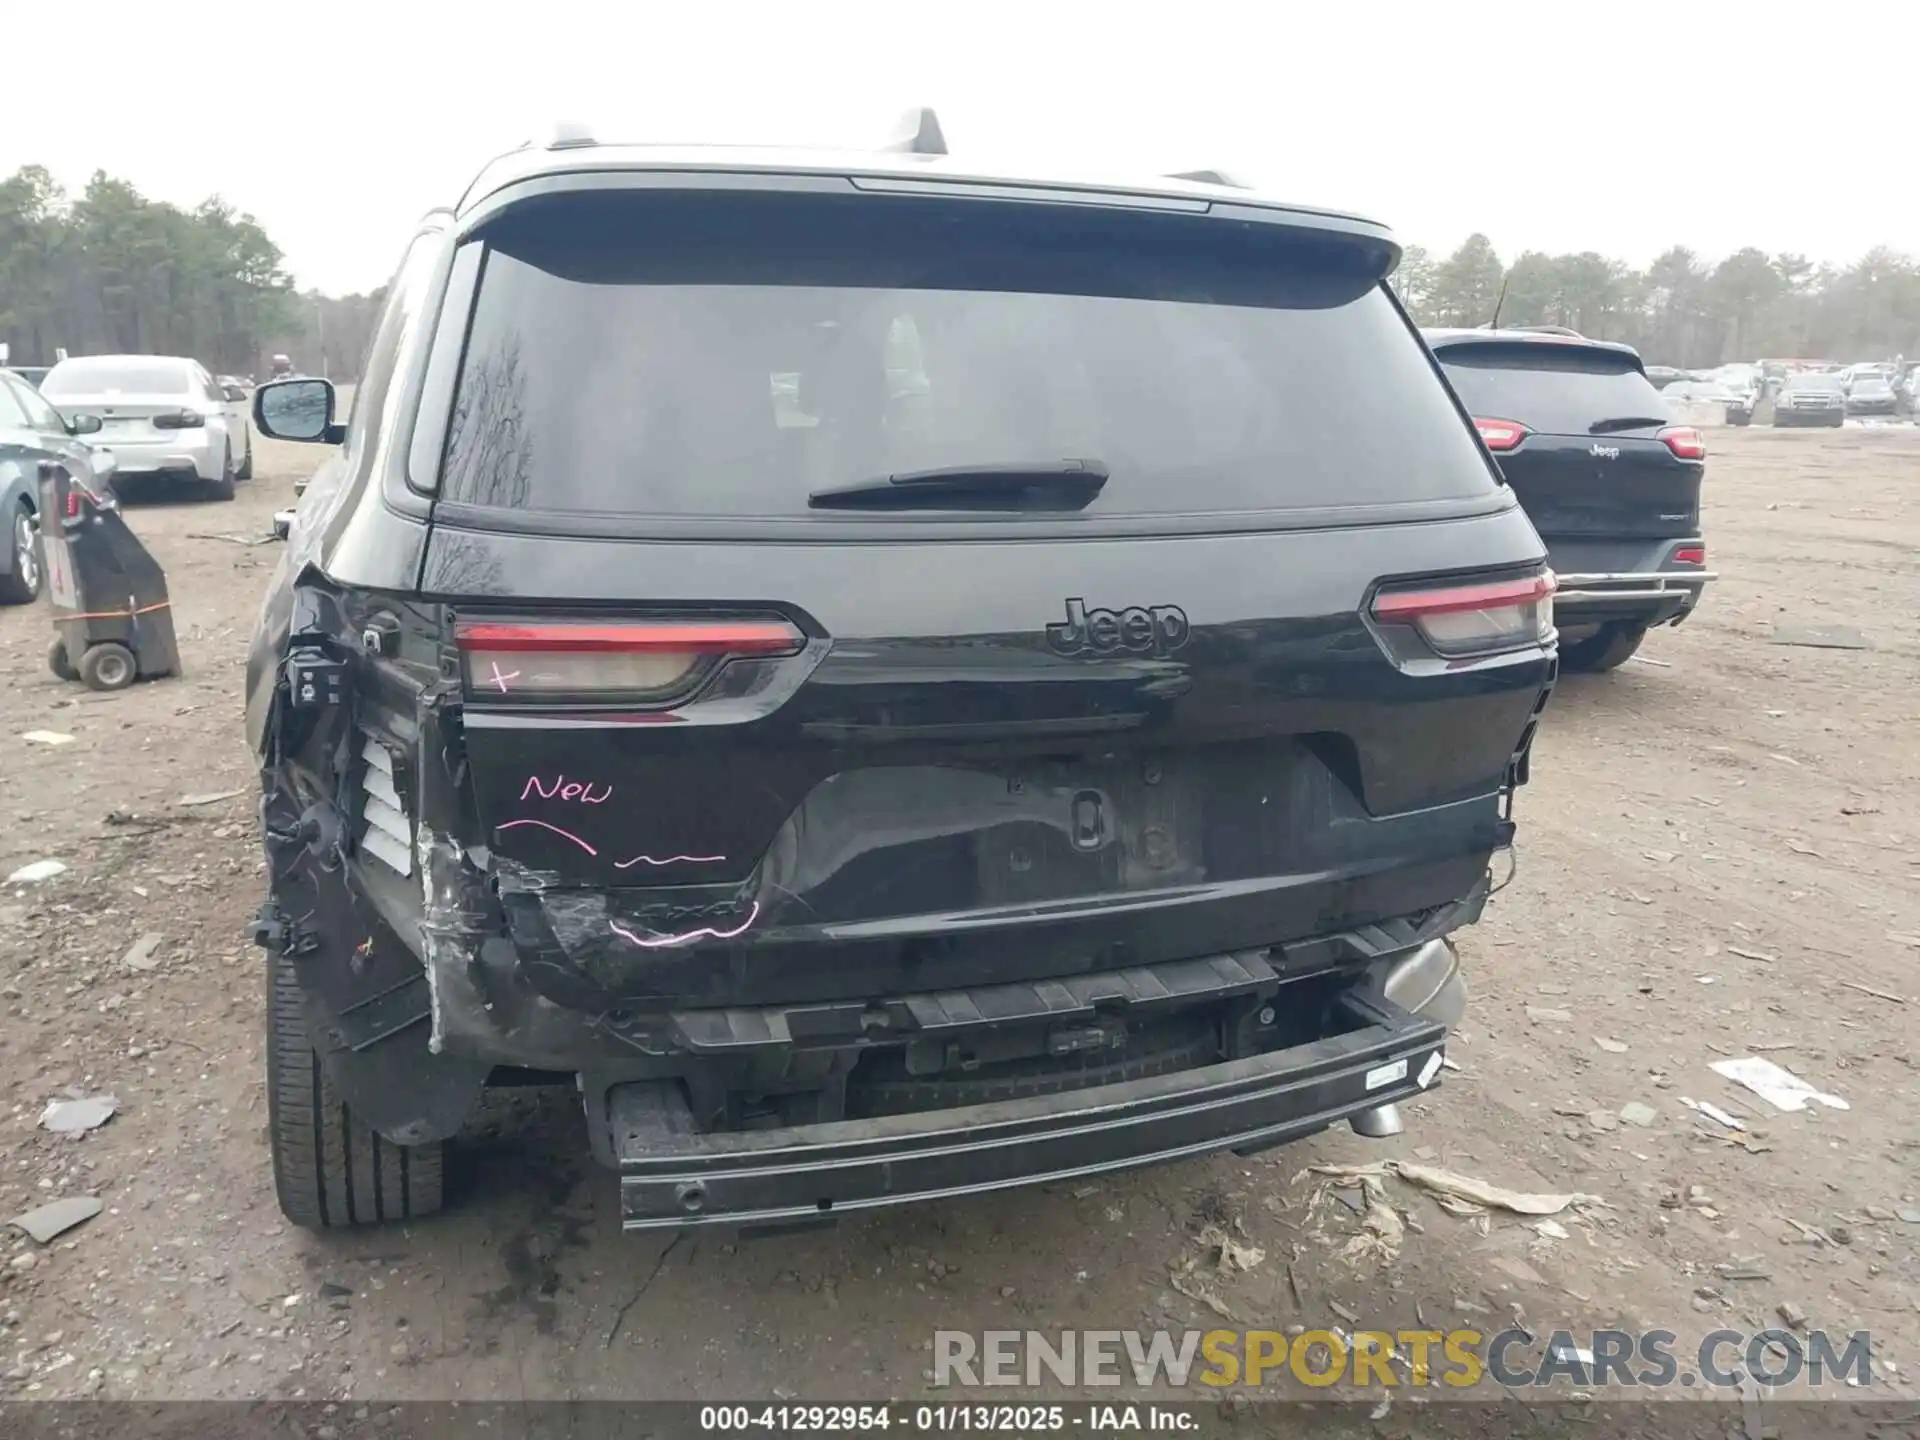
1046;598;1191;658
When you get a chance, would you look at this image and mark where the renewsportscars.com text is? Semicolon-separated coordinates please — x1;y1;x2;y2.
932;1327;1872;1390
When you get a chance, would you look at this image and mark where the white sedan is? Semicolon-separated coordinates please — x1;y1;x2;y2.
39;355;252;500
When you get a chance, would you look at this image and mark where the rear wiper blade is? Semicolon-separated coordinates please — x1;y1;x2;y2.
808;460;1110;511
1587;416;1671;434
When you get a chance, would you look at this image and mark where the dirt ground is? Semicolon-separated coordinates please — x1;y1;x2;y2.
1;423;1916;1410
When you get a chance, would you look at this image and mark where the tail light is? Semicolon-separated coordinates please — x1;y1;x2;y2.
1658;425;1706;459
1473;417;1529;452
1372;571;1556;658
152;409;205;430
1671;544;1706;566
455;617;804;704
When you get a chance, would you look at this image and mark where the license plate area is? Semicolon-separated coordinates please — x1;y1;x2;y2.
976;747;1307;905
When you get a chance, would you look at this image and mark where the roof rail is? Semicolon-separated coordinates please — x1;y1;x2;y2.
543;121;597;151
884;107;947;156
1166;168;1250;189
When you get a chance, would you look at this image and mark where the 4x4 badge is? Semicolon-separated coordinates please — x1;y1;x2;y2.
1047;598;1190;658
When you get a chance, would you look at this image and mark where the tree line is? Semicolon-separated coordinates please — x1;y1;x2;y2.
3;165;1915;379
1392;235;1920;368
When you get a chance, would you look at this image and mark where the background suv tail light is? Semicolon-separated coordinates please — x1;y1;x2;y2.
1671;544;1706;566
1372;571;1556;657
152;409;205;430
1658;425;1706;459
455;617;803;704
1473;417;1530;452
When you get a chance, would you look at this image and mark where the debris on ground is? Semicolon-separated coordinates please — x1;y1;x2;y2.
1838;980;1907;1005
1619;1102;1659;1128
1595;1037;1629;1054
1526;1006;1574;1024
1680;1096;1747;1131
1195;1224;1266;1275
1169;1260;1239;1321
1726;945;1778;963
39;1096;117;1135
1769;624;1871;651
121;932;165;972
9;1196;103;1244
1710;1056;1849;1113
1302;1160;1602;1222
6;859;67;885
175;788;246;807
21;731;74;746
1532;1219;1570;1241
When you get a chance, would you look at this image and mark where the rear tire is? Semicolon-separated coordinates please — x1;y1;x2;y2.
235;435;253;481
47;636;78;682
203;445;237;501
1559;622;1647;674
266;945;444;1227
1;504;41;605
78;641;137;691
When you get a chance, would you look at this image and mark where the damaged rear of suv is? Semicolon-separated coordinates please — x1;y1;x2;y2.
245;116;1557;1231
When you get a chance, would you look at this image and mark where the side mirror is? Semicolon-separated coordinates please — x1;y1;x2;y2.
67;412;103;435
254;378;342;444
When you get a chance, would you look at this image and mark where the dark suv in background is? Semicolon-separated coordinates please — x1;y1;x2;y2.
245;114;1557;1232
1425;328;1713;673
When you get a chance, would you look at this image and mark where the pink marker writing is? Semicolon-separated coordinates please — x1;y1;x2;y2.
609;902;761;950
521;775;614;804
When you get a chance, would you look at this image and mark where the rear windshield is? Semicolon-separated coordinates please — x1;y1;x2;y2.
42;358;191;397
1433;344;1670;435
437;192;1499;519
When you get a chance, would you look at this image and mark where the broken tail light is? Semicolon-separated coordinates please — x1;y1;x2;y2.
1473;417;1530;452
454;617;804;705
1658;426;1706;460
1372;571;1556;658
1670;544;1706;566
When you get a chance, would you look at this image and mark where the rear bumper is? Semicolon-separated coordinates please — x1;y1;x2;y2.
98;433;221;481
611;989;1447;1231
1554;567;1715;629
1773;407;1845;425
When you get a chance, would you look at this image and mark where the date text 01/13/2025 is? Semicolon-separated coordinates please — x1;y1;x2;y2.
698;1403;1200;1432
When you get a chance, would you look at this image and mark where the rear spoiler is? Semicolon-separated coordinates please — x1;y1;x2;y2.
1422;330;1649;375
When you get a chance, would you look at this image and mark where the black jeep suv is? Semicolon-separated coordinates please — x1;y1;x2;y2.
1424;328;1714;673
245;114;1556;1231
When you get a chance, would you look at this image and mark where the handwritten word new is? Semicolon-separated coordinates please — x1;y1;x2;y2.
521;775;613;804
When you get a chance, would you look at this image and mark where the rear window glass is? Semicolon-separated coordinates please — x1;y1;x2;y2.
437;193;1498;519
42;359;191;396
1433;345;1670;435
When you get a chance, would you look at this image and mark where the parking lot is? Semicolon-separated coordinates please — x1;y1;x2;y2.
1;423;1916;1404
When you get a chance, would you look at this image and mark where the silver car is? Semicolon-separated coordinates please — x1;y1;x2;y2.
38;355;252;500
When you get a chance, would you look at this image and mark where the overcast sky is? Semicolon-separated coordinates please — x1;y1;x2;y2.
9;1;1914;295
